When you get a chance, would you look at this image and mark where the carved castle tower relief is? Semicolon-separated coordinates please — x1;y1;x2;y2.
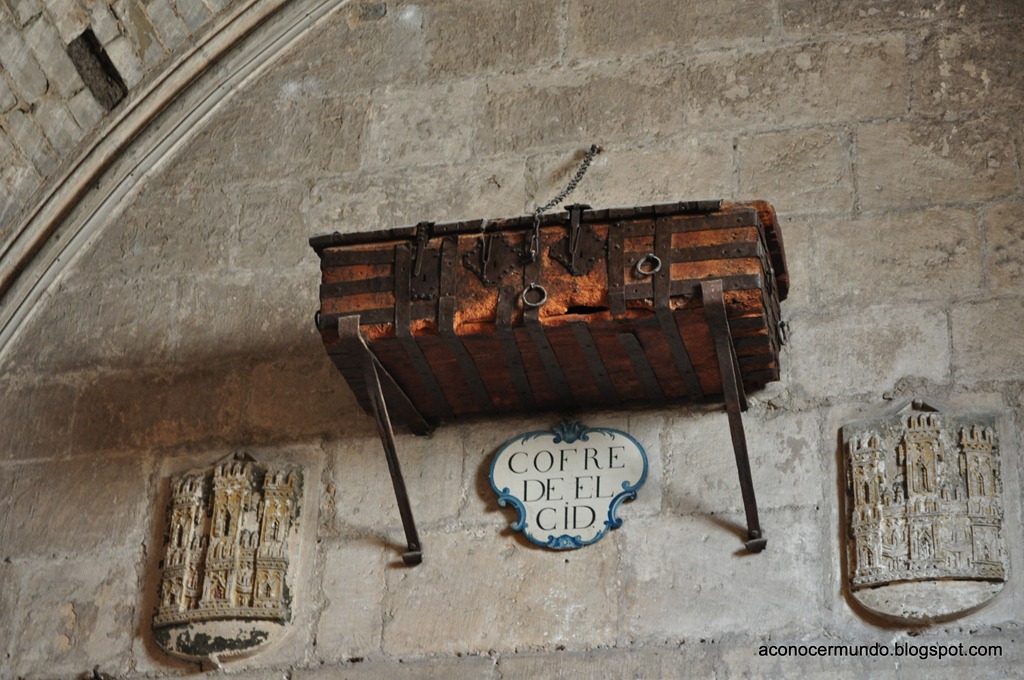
153;453;303;663
842;399;1007;623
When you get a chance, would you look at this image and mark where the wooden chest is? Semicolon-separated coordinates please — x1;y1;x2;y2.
311;200;788;429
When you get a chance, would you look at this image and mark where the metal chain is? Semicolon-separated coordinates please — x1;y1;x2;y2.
528;144;601;261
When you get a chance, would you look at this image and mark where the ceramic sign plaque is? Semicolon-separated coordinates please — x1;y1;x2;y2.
489;420;647;549
842;398;1007;623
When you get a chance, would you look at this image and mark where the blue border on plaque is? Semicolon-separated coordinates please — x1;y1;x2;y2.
488;419;649;550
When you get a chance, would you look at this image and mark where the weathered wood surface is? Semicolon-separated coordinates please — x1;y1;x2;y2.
312;200;787;425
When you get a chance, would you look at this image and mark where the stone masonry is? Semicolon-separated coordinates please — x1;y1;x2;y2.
1;1;1023;678
0;0;246;244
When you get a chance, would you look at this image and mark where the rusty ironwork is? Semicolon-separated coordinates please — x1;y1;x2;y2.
702;279;765;553
462;232;522;286
550;203;604;276
311;197;789;559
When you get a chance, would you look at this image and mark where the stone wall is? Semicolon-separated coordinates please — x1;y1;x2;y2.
1;1;1023;678
0;0;247;240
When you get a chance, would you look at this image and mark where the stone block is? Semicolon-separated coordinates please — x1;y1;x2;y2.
891;629;1024;679
771;215;814;315
383;528;624;655
0;181;18;230
33;95;83;155
0;379;77;461
984;201;1024;294
232;180;325;271
89;0;123;45
719;640;897;679
498;644;720;679
0;562;19;668
24;13;85;98
146;0;189;51
0;16;49;103
810;208;983;304
785;0;1022;37
420;0;559;78
104;35;146;88
42;0;89;43
477;65;684;155
737;127;854;214
242;356;365;443
525;137;734;213
9;0;42;26
951;299;1024;384
74;178;238;278
6;555;137;678
3;277;180;373
306;158;528;232
622;410;667;517
114;0;167;68
912;23;1024;117
681;35;909;130
785;303;951;399
174;272;319;363
363;81;477;168
327;426;466;536
0;126;41;206
70;365;247;452
315;540;386;663
173;0;212;34
568;0;774;59
856;117;1018;210
214;94;369;182
781;0;958;36
263;4;427;94
0;72;16;112
295;656;499;680
620;508;828;640
0;456;149;558
67;88;105;130
663;408;825;515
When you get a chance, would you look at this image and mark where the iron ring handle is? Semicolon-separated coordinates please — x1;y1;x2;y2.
521;283;548;308
634;253;662;278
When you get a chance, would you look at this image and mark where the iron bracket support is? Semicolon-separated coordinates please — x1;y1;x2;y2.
701;279;767;553
337;315;424;565
364;358;423;565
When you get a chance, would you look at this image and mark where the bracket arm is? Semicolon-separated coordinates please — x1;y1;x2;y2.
364;359;423;565
701;279;767;553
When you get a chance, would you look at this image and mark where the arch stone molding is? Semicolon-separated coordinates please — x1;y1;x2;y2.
0;0;352;358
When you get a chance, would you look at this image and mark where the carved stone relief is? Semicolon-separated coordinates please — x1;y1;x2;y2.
842;398;1007;623
153;453;303;664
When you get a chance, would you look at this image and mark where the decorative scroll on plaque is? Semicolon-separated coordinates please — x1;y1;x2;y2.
489;420;647;549
842;398;1007;622
153;453;303;663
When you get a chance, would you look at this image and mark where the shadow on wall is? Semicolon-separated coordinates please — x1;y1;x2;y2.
1;331;380;462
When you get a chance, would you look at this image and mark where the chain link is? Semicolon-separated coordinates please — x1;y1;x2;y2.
528;144;601;261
